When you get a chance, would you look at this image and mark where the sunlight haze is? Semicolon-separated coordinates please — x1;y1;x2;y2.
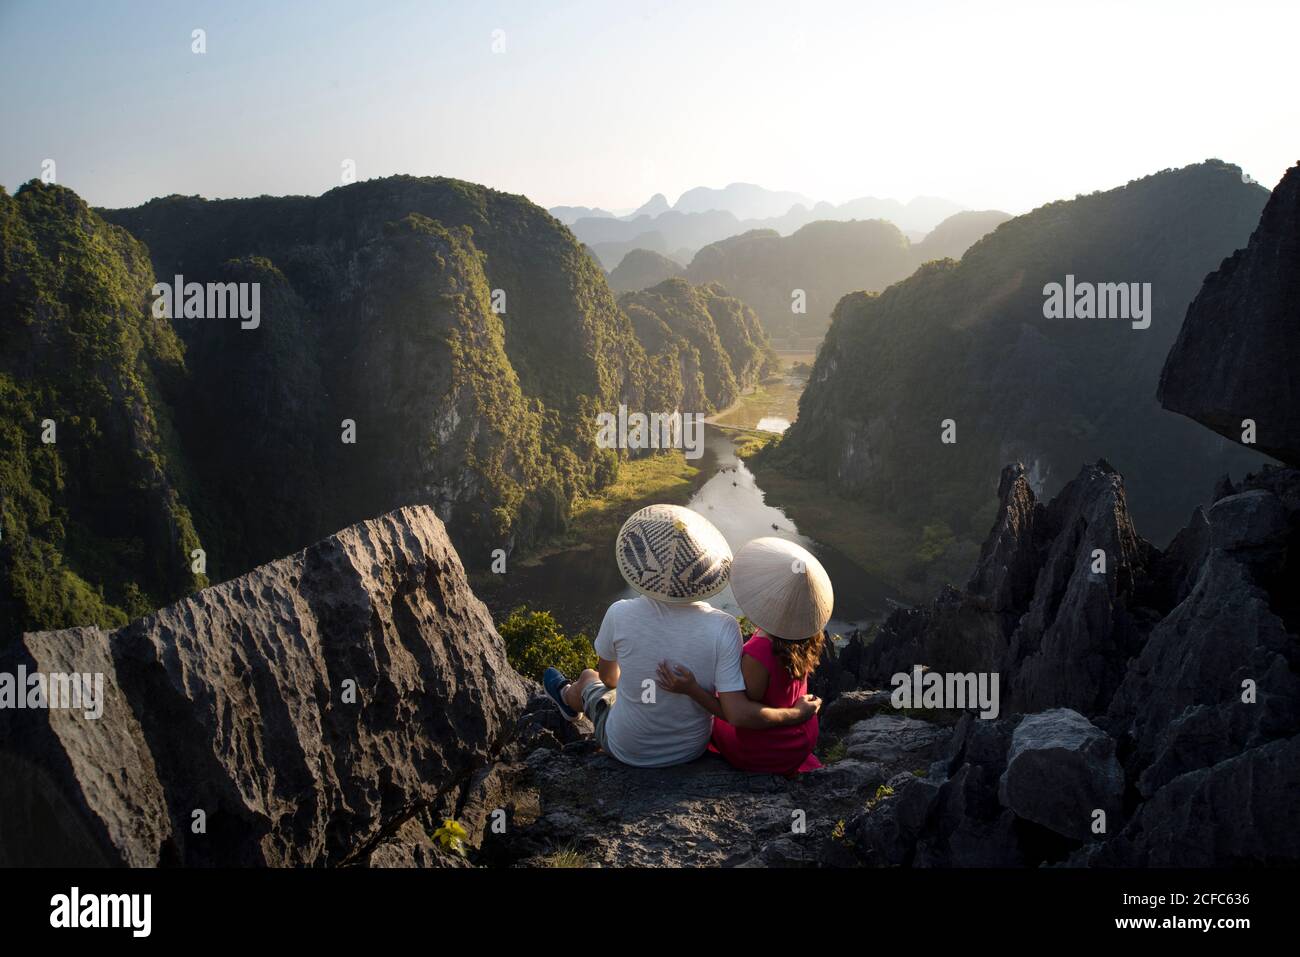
2;0;1297;213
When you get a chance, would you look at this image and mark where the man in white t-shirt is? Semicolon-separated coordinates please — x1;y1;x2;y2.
541;504;820;767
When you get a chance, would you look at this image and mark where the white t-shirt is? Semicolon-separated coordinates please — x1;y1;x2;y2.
592;596;747;767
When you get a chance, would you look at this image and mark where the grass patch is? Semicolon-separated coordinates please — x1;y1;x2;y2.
517;450;700;566
538;843;589;868
820;738;848;764
709;377;802;432
714;424;780;460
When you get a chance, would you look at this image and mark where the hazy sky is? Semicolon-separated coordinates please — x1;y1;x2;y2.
2;0;1297;214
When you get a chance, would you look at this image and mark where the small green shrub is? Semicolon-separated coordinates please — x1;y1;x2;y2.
916;522;956;564
498;605;596;681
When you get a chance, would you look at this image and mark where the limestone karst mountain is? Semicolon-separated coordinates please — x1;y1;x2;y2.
549;204;615;225
618;279;780;413
2;176;780;643
682;211;1008;340
686;221;911;341
608;248;685;293
600;210;1009;337
101;176;782;578
629;192;672;218
910;209;1013;264
765;161;1274;549
672;183;814;220
0;183;206;643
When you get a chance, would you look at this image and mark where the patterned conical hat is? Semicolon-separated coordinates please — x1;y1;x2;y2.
730;537;833;640
615;504;732;603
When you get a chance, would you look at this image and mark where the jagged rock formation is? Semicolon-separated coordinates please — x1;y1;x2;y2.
5;460;1293;868
768;161;1273;546
843;461;1155;716
0;506;528;866
1159;162;1300;466
1105;481;1300;797
803;458;1298;867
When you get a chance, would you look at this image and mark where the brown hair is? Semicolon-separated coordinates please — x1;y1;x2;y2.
768;630;826;681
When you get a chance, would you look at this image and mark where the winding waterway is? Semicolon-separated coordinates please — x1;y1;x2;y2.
481;361;900;639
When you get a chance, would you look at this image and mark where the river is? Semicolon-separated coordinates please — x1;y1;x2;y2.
479;361;900;640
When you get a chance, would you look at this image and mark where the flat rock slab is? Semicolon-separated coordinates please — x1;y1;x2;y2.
843;714;952;766
506;746;890;867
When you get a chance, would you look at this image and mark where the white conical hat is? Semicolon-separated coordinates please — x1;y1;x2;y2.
615;504;732;604
730;537;833;640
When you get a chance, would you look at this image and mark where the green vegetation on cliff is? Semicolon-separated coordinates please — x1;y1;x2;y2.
98;176;675;580
0;183;205;642
618;278;779;413
5;176;772;641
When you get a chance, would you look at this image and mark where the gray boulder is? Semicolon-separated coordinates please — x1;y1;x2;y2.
0;506;528;866
1207;488;1288;553
998;709;1123;841
819;689;893;731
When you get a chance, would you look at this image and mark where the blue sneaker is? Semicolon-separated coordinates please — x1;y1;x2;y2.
543;667;580;721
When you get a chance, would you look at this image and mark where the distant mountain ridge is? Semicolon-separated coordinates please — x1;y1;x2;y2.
552;183;967;266
681;210;1012;340
673;183;815;220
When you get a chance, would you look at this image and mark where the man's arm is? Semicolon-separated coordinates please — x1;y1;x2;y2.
592;604;619;689
718;690;820;730
597;657;620;690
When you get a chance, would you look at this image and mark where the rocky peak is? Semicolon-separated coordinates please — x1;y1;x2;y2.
850;459;1154;717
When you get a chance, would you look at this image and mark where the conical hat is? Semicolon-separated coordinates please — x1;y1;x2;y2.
730;537;833;640
615;504;732;604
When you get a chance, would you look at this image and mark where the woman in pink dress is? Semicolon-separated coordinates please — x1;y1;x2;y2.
657;537;834;776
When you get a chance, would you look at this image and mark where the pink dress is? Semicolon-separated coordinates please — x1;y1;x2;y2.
709;631;823;774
